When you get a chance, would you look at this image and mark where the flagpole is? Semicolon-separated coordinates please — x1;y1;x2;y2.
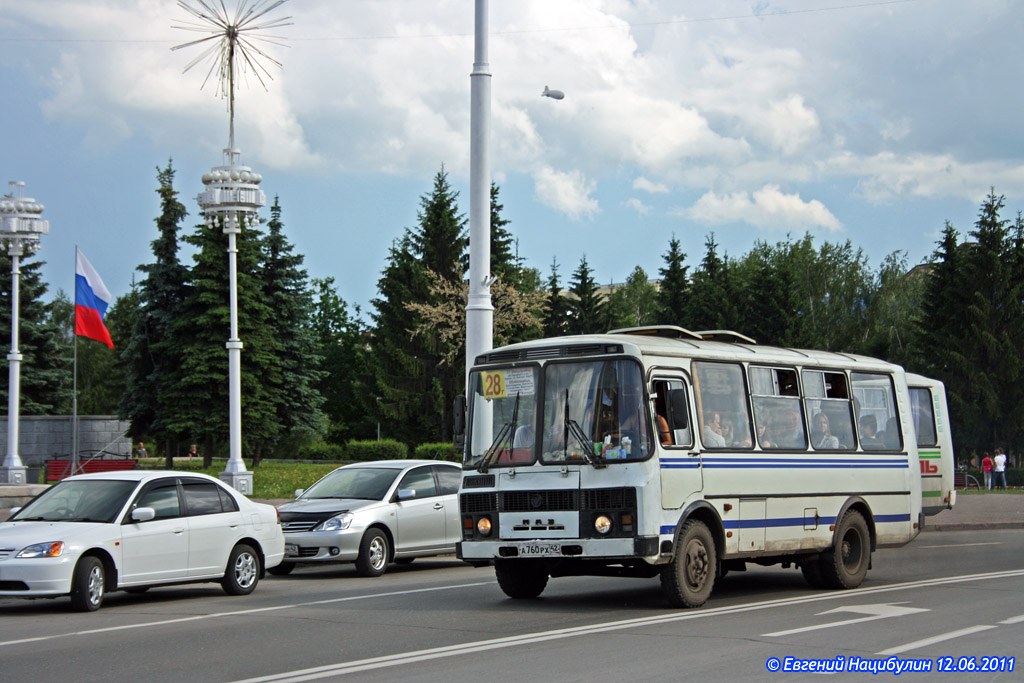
72;246;79;476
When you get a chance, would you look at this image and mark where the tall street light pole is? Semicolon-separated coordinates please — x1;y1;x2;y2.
0;182;49;485
466;0;493;384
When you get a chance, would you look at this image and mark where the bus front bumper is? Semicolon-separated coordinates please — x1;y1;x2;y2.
457;536;660;561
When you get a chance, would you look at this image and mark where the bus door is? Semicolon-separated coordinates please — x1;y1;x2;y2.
907;375;955;514
653;375;702;509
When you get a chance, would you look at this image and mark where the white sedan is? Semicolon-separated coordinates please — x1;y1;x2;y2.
0;471;285;611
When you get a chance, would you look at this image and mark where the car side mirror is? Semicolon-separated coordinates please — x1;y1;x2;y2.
131;507;156;522
396;488;416;501
294;488;305;498
668;388;690;430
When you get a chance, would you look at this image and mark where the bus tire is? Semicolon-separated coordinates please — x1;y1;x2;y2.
820;510;870;589
495;559;549;599
660;519;716;608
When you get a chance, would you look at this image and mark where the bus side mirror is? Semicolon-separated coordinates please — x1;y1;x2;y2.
453;394;466;449
668;388;689;430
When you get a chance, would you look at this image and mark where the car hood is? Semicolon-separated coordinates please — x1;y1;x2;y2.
0;520;110;548
276;498;382;515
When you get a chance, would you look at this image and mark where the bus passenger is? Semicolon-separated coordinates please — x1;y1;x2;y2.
859;414;883;449
702;411;727;448
811;412;839;449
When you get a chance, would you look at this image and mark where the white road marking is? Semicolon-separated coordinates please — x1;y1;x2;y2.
0;582;494;648
229;569;1024;683
999;614;1024;625
876;624;997;656
762;602;929;637
916;541;1002;549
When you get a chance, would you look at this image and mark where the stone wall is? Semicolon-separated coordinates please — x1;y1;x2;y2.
0;416;131;466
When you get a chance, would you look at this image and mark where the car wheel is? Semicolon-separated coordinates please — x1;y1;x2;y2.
820;510;870;589
355;528;390;577
494;559;549;599
70;555;105;612
660;519;716;608
221;543;260;595
267;561;295;576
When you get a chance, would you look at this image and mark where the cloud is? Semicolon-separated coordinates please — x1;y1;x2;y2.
625;197;650;215
633;177;669;194
533;166;600;220
684;185;842;232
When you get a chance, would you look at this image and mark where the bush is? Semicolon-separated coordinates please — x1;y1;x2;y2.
295;443;347;461
346;439;408;461
413;442;462;462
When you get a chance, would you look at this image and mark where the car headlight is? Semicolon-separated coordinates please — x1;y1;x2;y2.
594;515;612;535
17;541;65;558
317;513;353;532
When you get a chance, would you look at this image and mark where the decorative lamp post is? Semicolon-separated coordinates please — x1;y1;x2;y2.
198;153;265;494
0;182;49;485
174;0;289;494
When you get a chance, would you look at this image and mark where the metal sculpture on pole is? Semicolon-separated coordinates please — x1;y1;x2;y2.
0;182;49;484
173;0;290;493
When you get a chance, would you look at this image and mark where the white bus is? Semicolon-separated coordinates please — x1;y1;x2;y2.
456;327;939;608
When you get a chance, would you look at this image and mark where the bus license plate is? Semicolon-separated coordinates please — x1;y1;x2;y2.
517;543;560;556
285;544;298;557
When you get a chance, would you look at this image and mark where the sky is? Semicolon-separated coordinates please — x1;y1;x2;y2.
0;0;1022;320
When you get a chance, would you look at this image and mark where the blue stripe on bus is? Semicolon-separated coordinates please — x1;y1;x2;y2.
659;457;907;469
659;513;910;535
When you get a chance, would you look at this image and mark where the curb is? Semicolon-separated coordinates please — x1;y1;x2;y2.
923;522;1024;532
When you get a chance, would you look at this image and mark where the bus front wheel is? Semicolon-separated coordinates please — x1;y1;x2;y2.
661;519;716;608
820;510;870;589
495;559;549;599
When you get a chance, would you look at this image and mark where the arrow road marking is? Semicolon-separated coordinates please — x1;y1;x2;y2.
762;602;930;637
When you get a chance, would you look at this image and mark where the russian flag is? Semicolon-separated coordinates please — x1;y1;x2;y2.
75;248;114;349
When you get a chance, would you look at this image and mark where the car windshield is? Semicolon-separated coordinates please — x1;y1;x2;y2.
301;467;400;501
11;479;139;523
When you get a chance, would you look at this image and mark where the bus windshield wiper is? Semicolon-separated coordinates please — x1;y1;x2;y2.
478;392;521;473
563;390;606;468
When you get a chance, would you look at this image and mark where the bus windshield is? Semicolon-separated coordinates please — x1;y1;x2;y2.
539;359;651;464
464;358;652;469
465;366;540;469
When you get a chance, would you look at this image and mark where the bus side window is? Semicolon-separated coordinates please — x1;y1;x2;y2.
653;379;692;448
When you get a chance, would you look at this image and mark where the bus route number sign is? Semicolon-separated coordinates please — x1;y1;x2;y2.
482;369;534;399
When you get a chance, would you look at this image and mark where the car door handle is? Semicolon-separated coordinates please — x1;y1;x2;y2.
433;503;444;510
173;528;185;534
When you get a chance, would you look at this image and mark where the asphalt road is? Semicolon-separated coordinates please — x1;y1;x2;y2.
2;529;1022;683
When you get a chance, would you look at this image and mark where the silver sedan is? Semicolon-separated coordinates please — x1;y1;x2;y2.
273;460;461;577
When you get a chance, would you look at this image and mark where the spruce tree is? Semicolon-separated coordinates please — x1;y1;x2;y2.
121;161;190;457
542;257;571;337
656;236;690;327
260;197;326;457
567;255;605;334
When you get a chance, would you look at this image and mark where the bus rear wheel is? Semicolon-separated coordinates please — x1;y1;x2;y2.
820;510;870;589
495;559;549;599
661;519;716;608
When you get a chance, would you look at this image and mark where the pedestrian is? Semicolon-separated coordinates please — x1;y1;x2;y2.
133;441;148;460
981;451;993;490
187;444;199;460
993;447;1008;490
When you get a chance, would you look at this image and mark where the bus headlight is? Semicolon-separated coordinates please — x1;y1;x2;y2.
594;515;612;535
476;517;492;536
